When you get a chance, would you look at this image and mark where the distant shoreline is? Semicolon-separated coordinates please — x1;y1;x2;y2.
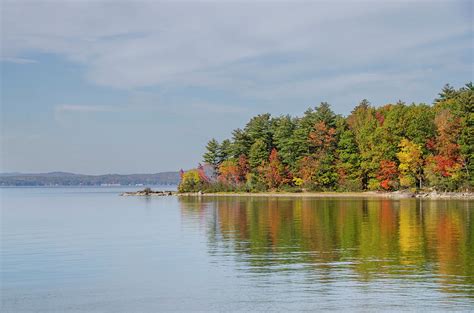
0;171;180;187
176;191;474;200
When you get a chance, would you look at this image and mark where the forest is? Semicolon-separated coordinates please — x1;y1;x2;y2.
179;83;473;193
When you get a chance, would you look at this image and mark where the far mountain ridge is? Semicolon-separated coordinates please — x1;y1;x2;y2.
0;171;180;186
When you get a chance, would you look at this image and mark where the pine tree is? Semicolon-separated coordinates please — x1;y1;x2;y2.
219;139;232;163
249;139;268;170
335;121;362;191
203;138;220;172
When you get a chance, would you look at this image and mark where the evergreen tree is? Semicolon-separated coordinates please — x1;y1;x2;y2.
249;139;269;169
272;115;299;170
434;84;457;104
230;128;251;158
203;138;220;172
245;113;273;148
219;139;232;163
335;120;362;190
457;83;474;188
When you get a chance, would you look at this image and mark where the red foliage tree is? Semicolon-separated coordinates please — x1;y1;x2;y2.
197;163;209;183
308;121;336;150
298;156;320;184
375;111;385;126
237;154;250;182
432;155;458;177
435;109;461;159
377;160;399;190
425;109;463;183
263;149;289;189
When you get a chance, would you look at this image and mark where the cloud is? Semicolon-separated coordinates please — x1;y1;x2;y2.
53;99;248;122
2;1;472;109
53;104;123;124
1;57;37;64
189;102;248;114
55;104;121;113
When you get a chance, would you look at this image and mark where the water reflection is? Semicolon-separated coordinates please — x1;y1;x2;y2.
179;196;474;297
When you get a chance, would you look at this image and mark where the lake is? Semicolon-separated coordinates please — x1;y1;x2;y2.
1;187;473;312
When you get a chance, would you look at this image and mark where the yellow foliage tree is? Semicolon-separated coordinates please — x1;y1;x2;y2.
178;169;202;192
396;139;423;189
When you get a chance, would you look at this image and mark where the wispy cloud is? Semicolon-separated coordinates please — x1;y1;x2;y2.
53;104;123;124
55;104;121;113
53;100;248;121
1;57;37;64
189;102;248;114
2;1;471;94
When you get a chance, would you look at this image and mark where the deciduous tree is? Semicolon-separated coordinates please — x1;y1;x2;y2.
377;160;399;190
397;139;423;189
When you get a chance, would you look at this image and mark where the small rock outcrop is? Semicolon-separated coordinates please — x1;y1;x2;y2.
120;188;175;196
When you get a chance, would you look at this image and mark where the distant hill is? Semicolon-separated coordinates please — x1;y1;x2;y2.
0;172;180;186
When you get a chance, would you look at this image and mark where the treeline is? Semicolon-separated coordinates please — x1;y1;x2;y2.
0;172;180;186
179;83;473;193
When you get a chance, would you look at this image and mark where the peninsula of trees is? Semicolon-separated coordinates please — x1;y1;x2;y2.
178;83;473;193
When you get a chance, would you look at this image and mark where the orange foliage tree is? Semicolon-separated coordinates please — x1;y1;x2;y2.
425;109;464;190
301;121;337;189
237;154;250;182
218;160;240;185
262;148;290;189
377;160;399;190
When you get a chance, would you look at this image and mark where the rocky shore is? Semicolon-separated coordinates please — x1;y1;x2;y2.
121;188;473;199
412;191;474;199
120;188;176;196
177;191;474;200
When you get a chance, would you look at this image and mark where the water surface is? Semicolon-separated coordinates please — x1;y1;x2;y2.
1;188;473;311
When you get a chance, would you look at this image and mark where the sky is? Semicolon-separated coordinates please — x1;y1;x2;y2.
1;0;472;174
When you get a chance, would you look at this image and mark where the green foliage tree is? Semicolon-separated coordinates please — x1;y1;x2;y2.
245;113;273;150
347;100;378;188
203;138;220;172
457;83;474;187
230;128;252;158
434;84;457;104
272;115;299;170
335;119;362;191
249;139;269;169
404;104;436;148
219;139;232;163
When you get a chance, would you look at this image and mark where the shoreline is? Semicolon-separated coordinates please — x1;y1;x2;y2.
120;188;474;199
176;191;474;200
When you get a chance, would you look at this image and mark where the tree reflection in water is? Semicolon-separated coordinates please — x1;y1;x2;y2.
179;196;474;297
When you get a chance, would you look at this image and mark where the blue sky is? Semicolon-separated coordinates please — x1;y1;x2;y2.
1;0;472;174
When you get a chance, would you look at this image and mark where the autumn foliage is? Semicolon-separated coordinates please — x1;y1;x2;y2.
262;149;290;189
377;160;399;190
178;83;473;192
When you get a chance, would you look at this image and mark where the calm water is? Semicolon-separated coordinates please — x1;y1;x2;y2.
1;188;473;312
